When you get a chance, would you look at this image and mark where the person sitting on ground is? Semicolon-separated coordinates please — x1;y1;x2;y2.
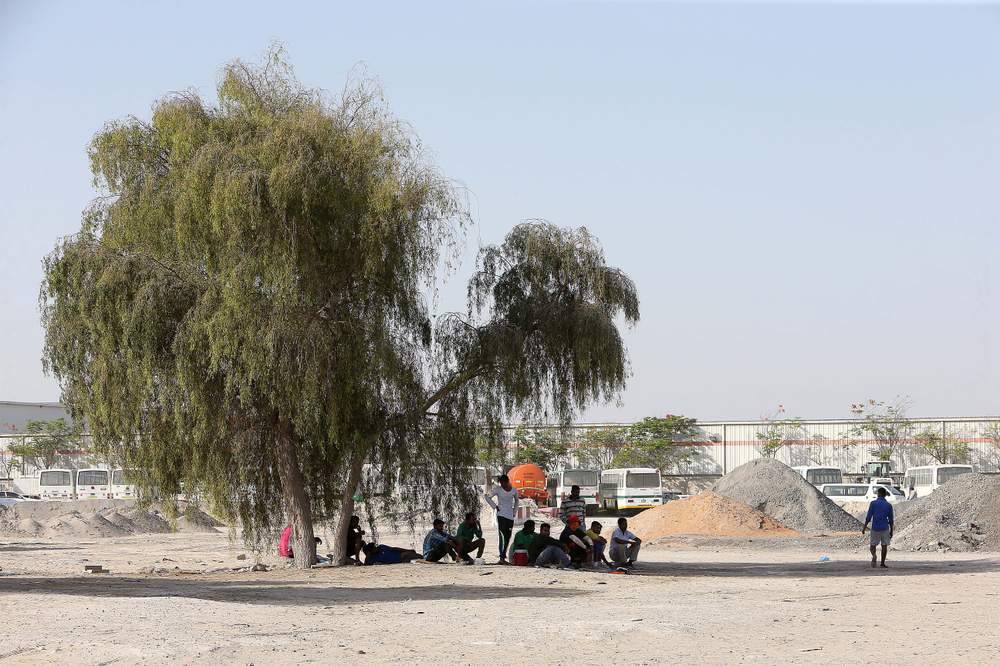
862;486;894;569
422;518;467;563
346;515;367;565
529;522;571;568
560;485;588;526
586;521;611;568
455;512;486;562
559;515;594;569
278;525;325;562
609;517;642;567
512;519;537;560
363;542;422;565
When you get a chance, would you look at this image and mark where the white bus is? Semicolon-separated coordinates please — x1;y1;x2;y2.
902;464;974;499
110;469;137;500
76;468;111;500
599;468;662;514
38;468;76;500
792;466;843;487
546;468;600;514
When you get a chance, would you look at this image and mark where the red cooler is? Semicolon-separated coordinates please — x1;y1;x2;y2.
512;549;529;566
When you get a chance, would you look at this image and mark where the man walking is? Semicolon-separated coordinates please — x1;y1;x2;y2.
485;474;519;564
862;486;894;568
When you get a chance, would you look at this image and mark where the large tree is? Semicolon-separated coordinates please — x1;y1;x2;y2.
41;49;639;567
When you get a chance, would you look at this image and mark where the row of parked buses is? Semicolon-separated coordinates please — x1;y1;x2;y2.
544;467;664;514
37;468;135;500
792;463;976;501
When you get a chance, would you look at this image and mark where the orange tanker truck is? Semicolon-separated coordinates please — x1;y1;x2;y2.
506;463;548;503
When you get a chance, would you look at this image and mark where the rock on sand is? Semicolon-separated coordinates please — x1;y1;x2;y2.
893;473;1000;552
629;490;797;540
712;458;861;533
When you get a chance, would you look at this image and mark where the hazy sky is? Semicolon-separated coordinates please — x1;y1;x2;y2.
1;1;999;422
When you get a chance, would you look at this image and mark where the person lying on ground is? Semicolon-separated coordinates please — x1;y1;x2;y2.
346;515;367;565
586;521;611;568
422;518;468;563
455;512;486;561
609;517;641;567
529;522;571;568
512;519;537;556
559;485;588;526
559;516;594;569
363;542;422;565
862;486;894;569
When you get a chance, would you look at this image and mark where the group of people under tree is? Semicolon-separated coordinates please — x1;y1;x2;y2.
279;475;643;569
419;477;642;569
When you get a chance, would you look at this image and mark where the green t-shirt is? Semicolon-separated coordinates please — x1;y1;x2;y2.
456;521;482;541
512;530;536;551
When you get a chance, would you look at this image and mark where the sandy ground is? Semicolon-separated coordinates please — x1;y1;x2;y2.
2;526;999;665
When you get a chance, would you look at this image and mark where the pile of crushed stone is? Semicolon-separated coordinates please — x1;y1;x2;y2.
629;491;797;539
0;500;222;538
712;458;861;533
893;474;1000;552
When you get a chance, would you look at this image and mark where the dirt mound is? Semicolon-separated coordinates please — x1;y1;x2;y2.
712;458;861;533
0;500;222;538
893;474;1000;552
630;491;797;539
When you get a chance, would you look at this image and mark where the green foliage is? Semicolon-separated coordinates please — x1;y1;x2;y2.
914;428;971;465
576;426;628;470
8;419;85;471
611;415;699;473
755;406;805;459
848;397;914;461
40;47;639;559
510;425;570;471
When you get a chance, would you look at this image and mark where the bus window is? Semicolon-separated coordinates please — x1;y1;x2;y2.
626;472;659;488
563;470;599;487
937;466;972;485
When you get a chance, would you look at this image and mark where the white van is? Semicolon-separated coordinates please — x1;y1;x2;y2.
38;468;76;500
546;469;600;514
820;483;906;506
76;469;111;499
902;464;974;499
792;466;843;487
110;469;137;500
599;468;662;513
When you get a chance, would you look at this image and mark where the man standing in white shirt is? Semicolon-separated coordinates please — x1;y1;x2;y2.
485;474;519;564
610;516;642;567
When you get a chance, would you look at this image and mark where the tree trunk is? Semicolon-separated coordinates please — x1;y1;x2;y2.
275;419;316;569
331;449;367;565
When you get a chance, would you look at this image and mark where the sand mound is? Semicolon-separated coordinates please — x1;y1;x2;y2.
712;459;861;533
630;491;797;539
0;500;221;538
893;474;1000;552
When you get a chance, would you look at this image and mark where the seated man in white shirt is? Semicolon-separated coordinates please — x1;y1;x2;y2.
609;516;642;567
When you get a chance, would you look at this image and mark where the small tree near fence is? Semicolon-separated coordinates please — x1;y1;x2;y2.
511;426;571;472
8;419;85;472
914;428;971;465
612;415;699;473
755;405;805;459
982;422;1000;472
848;397;915;461
576;426;628;470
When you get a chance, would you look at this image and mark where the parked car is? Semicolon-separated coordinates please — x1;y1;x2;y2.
820;483;906;506
0;491;30;506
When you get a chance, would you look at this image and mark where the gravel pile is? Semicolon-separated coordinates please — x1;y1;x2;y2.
630;491;796;539
712;458;861;533
893;473;1000;552
0;500;222;538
